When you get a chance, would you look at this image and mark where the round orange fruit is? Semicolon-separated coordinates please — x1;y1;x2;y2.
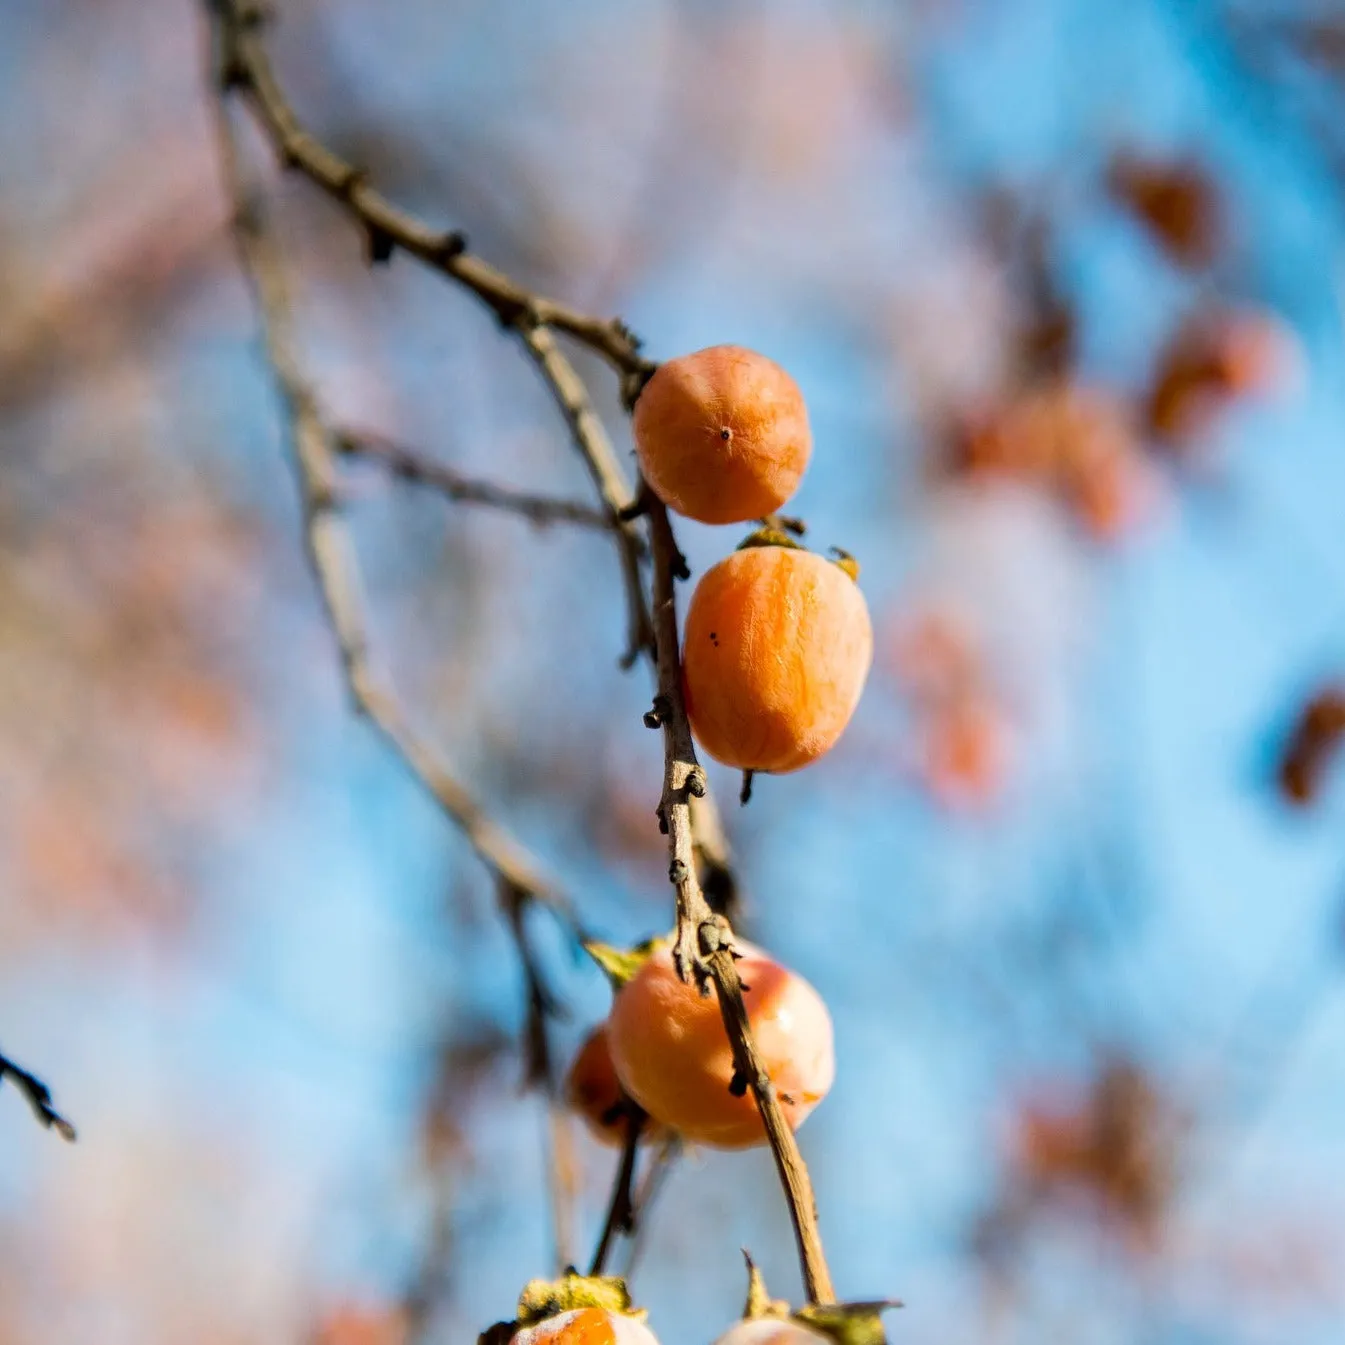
682;539;872;773
606;940;834;1150
632;345;811;525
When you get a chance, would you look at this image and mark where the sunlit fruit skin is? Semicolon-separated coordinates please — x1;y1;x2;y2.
606;941;834;1150
712;1321;830;1345
512;1308;659;1345
683;545;872;773
563;1024;635;1147
632;345;811;525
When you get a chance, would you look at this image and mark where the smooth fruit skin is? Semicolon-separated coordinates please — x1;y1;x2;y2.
632;345;811;525
606;941;834;1150
683;546;872;773
713;1322;830;1345
563;1024;632;1146
513;1309;659;1345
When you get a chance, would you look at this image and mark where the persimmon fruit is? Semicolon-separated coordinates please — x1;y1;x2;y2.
682;536;872;774
512;1308;659;1345
632;345;811;525
605;940;834;1150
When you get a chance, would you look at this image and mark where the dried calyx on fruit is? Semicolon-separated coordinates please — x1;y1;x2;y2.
632;345;812;525
479;1273;660;1345
711;1253;901;1345
585;933;834;1150
682;528;873;775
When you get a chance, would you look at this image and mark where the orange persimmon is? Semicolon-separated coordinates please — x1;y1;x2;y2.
632;345;811;524
682;537;872;773
512;1308;659;1345
606;940;834;1150
563;1023;639;1146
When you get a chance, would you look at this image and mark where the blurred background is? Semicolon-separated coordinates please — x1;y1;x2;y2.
4;0;1345;1341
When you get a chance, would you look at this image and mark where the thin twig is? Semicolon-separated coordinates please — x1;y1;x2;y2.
336;427;615;532
619;1135;681;1280
588;1107;647;1276
517;325;654;667
0;1051;76;1141
646;496;835;1305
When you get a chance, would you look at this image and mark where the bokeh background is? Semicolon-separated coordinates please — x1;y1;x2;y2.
4;1;1345;1342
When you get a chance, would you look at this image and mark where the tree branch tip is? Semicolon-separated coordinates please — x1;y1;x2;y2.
686;768;707;799
739;770;754;806
642;707;663;730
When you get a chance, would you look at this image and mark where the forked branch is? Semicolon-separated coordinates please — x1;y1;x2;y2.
0;1051;76;1141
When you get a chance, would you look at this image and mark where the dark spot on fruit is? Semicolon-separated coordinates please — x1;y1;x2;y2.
719;427;732;441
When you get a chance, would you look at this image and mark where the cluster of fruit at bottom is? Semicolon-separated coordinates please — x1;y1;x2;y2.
482;1267;897;1345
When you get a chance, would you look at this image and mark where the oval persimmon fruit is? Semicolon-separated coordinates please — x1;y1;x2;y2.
632;345;811;525
683;538;872;773
606;940;834;1150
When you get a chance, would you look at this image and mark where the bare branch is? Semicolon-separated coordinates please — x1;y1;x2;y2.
0;1051;76;1141
336;427;615;533
212;0;653;379
646;496;835;1305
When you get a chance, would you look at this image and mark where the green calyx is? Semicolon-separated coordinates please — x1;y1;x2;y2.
583;934;667;990
827;546;861;583
734;529;862;584
792;1300;903;1345
736;526;806;553
515;1271;646;1325
736;1254;900;1345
